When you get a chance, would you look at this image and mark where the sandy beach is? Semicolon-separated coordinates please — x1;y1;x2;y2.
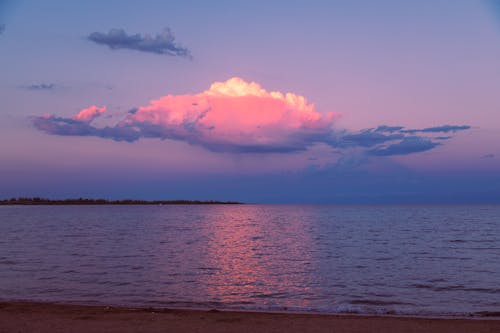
0;301;499;333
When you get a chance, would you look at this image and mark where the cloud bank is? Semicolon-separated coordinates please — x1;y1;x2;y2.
32;77;469;156
87;28;191;58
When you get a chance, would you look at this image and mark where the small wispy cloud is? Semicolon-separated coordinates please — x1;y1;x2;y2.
373;125;404;133
31;77;470;157
368;137;440;156
23;83;56;91
401;125;471;134
32;115;140;142
330;124;469;156
87;28;191;58
0;23;5;35
339;131;404;148
481;154;495;159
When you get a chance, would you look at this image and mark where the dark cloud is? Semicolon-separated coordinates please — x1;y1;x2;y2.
0;24;5;34
339;131;404;148
368;137;440;156
32;116;96;137
32;116;140;142
481;154;495;159
24;83;56;90
87;28;191;58
401;125;471;134
374;125;404;133
328;124;468;156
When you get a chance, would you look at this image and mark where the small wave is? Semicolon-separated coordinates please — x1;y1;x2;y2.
251;292;288;299
474;311;500;317
374;257;394;261
427;278;447;283
196;267;220;271
466;247;500;250
81;293;106;298
428;256;472;260
109;282;131;287
144;300;230;308
86;271;109;276
365;292;397;298
463;287;500;293
36;288;66;294
62;270;78;274
349;299;415;306
64;234;86;238
412;284;500;293
334;304;361;314
109;264;132;269
131;266;144;270
78;263;96;268
37;276;57;281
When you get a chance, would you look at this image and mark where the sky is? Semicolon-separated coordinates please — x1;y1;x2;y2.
0;0;499;203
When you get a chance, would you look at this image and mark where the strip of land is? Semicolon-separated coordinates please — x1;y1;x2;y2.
0;301;499;333
0;198;241;205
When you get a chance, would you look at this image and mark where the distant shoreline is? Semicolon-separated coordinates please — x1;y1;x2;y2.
0;198;242;205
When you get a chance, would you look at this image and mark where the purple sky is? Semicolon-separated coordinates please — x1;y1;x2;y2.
0;0;499;203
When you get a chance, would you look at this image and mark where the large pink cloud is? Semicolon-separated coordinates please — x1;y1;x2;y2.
119;77;336;151
32;77;470;155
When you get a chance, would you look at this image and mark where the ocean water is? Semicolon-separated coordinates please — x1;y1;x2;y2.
0;204;499;317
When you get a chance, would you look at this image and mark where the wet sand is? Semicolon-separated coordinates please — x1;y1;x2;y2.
0;301;499;333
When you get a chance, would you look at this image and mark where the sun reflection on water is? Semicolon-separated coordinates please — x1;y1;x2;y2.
200;205;318;309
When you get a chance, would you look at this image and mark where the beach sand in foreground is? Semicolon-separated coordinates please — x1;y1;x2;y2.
1;301;499;333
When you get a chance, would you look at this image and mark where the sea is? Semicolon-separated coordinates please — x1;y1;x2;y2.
0;204;499;317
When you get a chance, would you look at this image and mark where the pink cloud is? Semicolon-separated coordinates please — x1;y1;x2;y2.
120;77;336;150
72;105;106;122
32;77;469;155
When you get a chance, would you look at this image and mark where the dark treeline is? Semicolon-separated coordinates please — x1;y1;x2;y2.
0;197;242;205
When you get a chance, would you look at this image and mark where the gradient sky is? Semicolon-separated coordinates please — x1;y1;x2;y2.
0;0;499;203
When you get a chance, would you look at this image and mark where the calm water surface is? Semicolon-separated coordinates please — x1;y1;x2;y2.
0;204;499;316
